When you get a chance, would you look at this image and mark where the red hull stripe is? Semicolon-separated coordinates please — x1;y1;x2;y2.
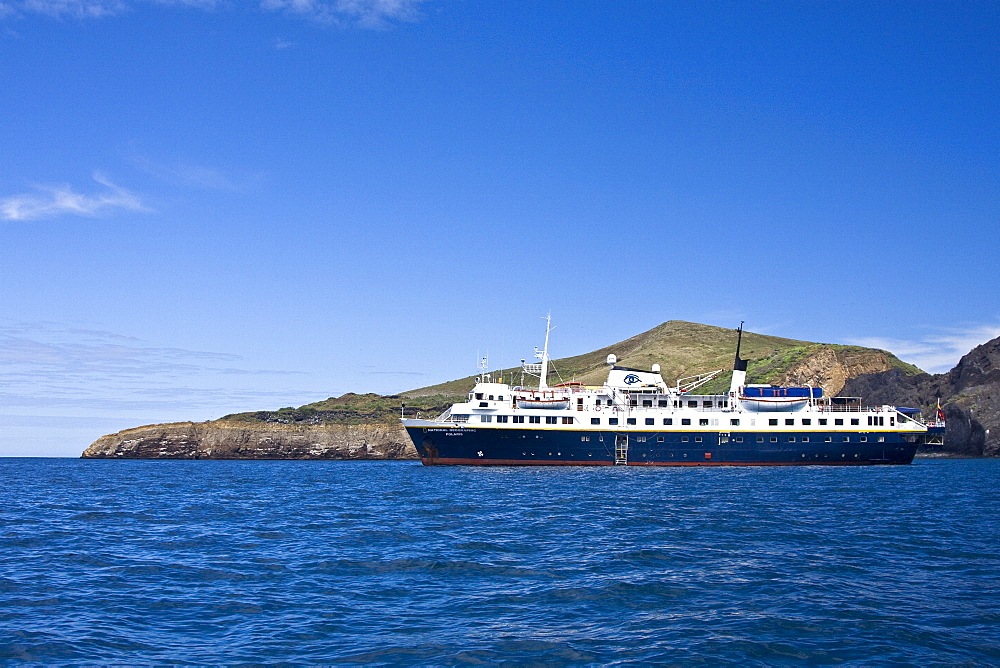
420;458;904;467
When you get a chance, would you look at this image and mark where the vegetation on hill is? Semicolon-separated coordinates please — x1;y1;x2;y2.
220;393;454;426
220;321;922;427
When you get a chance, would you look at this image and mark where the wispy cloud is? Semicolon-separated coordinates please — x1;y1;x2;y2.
260;0;425;27
131;155;259;192
847;323;1000;374
3;0;427;26
0;323;311;416
0;172;150;221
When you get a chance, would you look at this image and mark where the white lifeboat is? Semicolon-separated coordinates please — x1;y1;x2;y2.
738;386;820;412
516;392;570;410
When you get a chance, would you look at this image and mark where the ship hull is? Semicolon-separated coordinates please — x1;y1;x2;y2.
404;426;917;466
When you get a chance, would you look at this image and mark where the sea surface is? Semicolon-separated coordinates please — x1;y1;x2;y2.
1;458;998;665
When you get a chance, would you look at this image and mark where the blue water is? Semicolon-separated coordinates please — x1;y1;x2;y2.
1;459;998;665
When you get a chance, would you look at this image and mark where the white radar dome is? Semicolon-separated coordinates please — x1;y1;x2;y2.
607;354;617;365
652;364;660;373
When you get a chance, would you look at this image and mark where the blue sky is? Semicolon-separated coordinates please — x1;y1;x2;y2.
1;0;997;456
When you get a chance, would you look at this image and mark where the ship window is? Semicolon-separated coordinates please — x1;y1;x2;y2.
642;400;652;407
682;436;689;442
802;437;809;442
801;419;811;425
663;418;673;425
868;416;873;426
681;418;691;425
479;402;489;407
819;419;828;426
695;437;702;442
636;436;647;442
591;418;600;425
688;401;698;408
581;436;590;441
789;436;796;442
659;400;668;407
497;415;508;423
785;419;794;426
630;399;638;406
860;436;867;442
730;419;740;426
609;418;619;426
843;436;850;442
699;419;709;426
703;401;712;408
529;416;541;424
645;418;655;425
825;436;832;442
489;395;494;400
513;416;525;423
657;436;664;442
770;437;778;442
475;393;483;400
890;417;894;426
757;437;763;443
562;417;574;424
835;419;844;426
498;396;504;401
851;419;860;426
878;436;885;442
481;415;492;423
545;416;557;424
735;436;743;443
769;419;778;426
627;418;636;425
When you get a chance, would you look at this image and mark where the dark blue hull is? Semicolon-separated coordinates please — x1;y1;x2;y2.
405;426;917;466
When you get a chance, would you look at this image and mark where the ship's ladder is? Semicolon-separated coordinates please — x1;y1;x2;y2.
615;434;628;465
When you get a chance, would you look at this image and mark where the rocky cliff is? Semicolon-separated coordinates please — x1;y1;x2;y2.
840;335;1000;456
82;420;418;460
777;348;893;397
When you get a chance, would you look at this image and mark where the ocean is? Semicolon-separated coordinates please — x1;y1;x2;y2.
1;458;998;665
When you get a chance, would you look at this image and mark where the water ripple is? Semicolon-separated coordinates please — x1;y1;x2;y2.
1;458;998;664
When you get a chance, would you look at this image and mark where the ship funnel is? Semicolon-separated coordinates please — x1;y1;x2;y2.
607;354;617;366
729;322;748;395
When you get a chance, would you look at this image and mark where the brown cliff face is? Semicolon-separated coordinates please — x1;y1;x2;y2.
81;421;419;460
776;349;892;397
839;335;1000;456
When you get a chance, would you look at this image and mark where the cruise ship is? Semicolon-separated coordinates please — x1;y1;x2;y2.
401;320;943;466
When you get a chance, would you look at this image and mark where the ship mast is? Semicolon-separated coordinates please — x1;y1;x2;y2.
537;314;552;390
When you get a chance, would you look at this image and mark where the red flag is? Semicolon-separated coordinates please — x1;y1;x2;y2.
936;398;945;422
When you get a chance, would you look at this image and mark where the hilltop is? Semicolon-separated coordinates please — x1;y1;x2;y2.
402;320;920;400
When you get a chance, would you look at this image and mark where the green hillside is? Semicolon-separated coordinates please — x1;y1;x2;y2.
222;320;921;426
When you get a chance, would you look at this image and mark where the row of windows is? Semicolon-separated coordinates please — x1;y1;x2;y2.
594;398;730;408
487;415;575;424
483;415;888;429
577;434;887;444
767;418;874;427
